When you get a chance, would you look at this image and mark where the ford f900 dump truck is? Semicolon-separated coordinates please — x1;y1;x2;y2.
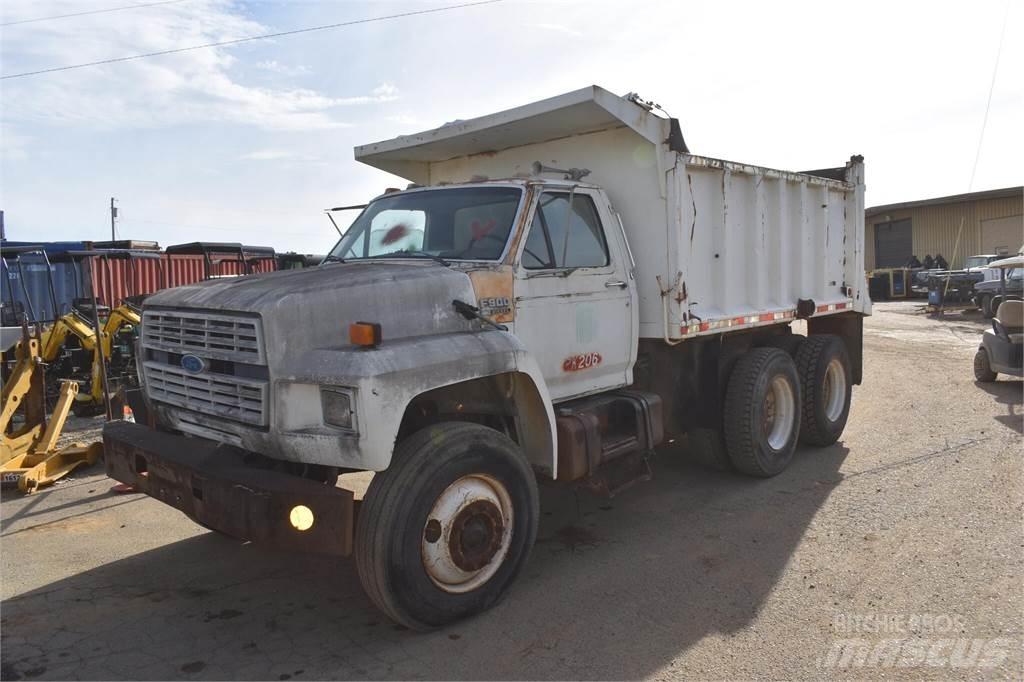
104;86;870;629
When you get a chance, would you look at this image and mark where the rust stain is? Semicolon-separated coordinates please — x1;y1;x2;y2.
687;173;697;242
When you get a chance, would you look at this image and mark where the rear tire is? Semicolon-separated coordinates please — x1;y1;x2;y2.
794;335;853;446
974;348;997;382
723;348;801;477
355;422;539;630
980;295;994;318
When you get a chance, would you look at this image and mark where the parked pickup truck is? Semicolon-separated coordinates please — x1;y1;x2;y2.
104;86;870;629
974;259;1023;317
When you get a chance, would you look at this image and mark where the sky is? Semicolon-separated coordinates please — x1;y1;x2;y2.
1;0;1021;255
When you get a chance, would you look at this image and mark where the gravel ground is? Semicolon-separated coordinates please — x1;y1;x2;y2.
1;301;1021;681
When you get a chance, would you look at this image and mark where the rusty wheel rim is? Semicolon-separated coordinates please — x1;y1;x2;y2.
421;474;513;594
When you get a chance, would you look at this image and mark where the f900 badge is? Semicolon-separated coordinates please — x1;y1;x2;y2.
478;297;511;316
562;352;602;372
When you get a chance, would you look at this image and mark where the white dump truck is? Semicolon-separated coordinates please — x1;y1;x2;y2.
104;85;870;629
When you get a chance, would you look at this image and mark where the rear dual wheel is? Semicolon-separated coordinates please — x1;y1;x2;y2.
723;348;802;477
705;335;852;477
794;335;852;446
355;422;538;630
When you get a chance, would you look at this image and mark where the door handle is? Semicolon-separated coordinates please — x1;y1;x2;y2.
605;280;628;289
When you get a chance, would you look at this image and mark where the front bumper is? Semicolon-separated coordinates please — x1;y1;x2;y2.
103;421;355;555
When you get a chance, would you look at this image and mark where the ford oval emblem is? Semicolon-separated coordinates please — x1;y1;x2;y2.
180;354;206;373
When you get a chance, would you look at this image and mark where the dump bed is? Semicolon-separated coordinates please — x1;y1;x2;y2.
356;85;869;341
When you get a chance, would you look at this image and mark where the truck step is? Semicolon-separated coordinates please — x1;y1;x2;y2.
555;390;662;490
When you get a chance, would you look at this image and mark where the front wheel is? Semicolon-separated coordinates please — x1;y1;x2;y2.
355;422;539;630
974;347;997;382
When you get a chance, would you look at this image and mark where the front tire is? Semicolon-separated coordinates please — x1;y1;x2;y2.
355;422;539;630
794;335;853;446
723;348;802;477
974;348;997;382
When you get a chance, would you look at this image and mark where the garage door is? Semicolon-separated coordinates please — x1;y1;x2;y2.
981;215;1023;256
874;219;913;268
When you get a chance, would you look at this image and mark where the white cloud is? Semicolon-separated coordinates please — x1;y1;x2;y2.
255;60;311;77
240;149;323;162
533;23;583;38
386;114;424;127
0;1;399;133
372;83;399;99
0;127;32;162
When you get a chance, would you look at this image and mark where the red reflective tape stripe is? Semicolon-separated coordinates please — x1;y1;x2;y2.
836;302;848;310
700;322;711;332
816;304;829;313
759;313;774;322
732;316;745;325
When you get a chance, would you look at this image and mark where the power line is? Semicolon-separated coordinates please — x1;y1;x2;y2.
1;0;504;80
967;1;1009;191
1;0;187;27
938;2;1009;309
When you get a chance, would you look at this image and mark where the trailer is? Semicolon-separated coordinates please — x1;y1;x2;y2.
103;85;869;629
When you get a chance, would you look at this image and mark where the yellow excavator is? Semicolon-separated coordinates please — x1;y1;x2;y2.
2;248;155;415
1;323;102;492
31;302;140;413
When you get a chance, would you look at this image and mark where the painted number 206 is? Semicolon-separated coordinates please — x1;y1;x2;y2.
562;352;603;372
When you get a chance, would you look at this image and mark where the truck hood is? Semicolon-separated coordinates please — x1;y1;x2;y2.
144;261;479;365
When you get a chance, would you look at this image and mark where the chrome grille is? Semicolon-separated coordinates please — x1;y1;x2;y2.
144;361;267;426
142;310;265;364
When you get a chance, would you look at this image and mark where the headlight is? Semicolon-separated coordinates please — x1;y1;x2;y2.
321;387;355;431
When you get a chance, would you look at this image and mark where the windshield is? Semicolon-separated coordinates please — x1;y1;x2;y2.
966;256;992;269
328;187;522;262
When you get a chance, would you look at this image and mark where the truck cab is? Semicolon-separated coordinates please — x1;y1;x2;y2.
327;178;638;400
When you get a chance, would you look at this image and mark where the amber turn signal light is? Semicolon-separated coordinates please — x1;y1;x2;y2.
350;322;382;348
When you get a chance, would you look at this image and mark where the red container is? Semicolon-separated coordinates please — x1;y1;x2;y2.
88;254;277;308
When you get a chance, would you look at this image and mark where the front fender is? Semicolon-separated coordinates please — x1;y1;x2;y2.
277;331;558;476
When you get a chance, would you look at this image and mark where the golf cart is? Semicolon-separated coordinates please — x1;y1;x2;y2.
974;256;1024;381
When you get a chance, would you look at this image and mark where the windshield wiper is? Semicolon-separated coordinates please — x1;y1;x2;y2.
377;250;451;267
453;299;508;331
321;254;346;264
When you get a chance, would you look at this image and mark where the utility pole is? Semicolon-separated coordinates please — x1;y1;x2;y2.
109;197;118;241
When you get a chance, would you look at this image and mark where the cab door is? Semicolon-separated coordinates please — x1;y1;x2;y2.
511;187;637;402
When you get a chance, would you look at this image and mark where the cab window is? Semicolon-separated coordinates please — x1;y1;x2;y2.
523;192;609;269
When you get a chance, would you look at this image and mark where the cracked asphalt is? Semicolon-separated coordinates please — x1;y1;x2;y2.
2;301;1021;680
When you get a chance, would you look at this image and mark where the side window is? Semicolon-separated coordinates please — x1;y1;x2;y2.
523;192;609;270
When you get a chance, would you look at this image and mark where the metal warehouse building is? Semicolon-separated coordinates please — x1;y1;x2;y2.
865;186;1022;270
